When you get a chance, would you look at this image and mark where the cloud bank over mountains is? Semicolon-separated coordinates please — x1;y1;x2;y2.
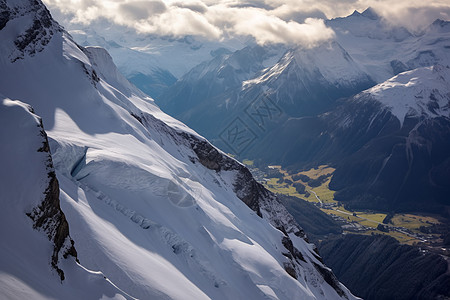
44;0;450;46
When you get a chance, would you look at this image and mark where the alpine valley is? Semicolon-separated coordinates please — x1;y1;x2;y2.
154;8;450;216
60;7;450;214
0;0;360;299
2;0;450;299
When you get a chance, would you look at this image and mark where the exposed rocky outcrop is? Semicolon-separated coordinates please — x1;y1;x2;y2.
0;0;62;62
186;136;265;217
0;0;10;30
26;111;77;281
130;111;348;295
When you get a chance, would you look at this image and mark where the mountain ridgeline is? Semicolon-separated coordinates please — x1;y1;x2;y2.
0;0;358;299
155;11;450;216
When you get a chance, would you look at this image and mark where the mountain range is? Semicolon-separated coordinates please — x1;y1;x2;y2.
0;0;358;298
153;8;450;215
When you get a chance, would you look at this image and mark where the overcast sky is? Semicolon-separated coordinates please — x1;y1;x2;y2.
43;0;450;46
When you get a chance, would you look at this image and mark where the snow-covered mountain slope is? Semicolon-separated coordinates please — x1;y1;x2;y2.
157;44;284;124
0;97;129;299
63;25;247;98
241;41;374;115
0;0;357;299
327;8;450;83
245;42;371;91
363;65;450;126
328;65;450;212
49;7;450;100
252;65;450;213
156;40;375;156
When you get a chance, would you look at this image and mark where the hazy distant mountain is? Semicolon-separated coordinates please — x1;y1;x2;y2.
240;41;374;117
156;39;375;157
258;65;450;213
156;9;450;214
65;25;248;98
327;8;450;82
0;0;357;299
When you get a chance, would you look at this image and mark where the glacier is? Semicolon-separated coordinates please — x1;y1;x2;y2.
0;0;358;299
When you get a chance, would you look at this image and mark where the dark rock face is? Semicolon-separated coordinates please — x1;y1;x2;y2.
278;194;342;237
330;113;450;214
27;173;77;281
0;0;62;62
281;236;306;263
254;91;450;215
390;59;409;75
319;234;450;300
312;262;347;298
185;136;267;216
130;111;351;290
0;0;10;30
26;114;77;281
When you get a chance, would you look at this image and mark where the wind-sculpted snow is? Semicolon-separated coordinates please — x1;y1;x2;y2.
0;0;357;299
0;97;129;299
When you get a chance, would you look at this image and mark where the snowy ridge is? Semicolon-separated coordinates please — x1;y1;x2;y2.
68;27;246;79
0;97;129;299
244;41;371;90
362;65;450;125
0;0;357;299
329;8;411;42
0;0;61;62
66;25;248;98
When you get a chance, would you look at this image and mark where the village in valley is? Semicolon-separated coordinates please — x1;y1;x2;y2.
241;159;450;257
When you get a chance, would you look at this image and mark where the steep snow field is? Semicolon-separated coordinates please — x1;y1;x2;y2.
0;97;129;299
0;0;356;299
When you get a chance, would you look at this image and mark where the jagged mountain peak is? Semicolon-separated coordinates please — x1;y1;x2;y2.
0;0;61;62
361;7;380;20
328;8;412;43
349;7;379;20
242;41;373;102
428;18;450;33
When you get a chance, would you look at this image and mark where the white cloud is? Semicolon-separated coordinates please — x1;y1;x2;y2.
364;0;450;32
43;0;450;45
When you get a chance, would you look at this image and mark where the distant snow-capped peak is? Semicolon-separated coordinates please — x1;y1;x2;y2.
0;0;358;299
363;65;450;125
244;41;371;90
328;7;412;42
